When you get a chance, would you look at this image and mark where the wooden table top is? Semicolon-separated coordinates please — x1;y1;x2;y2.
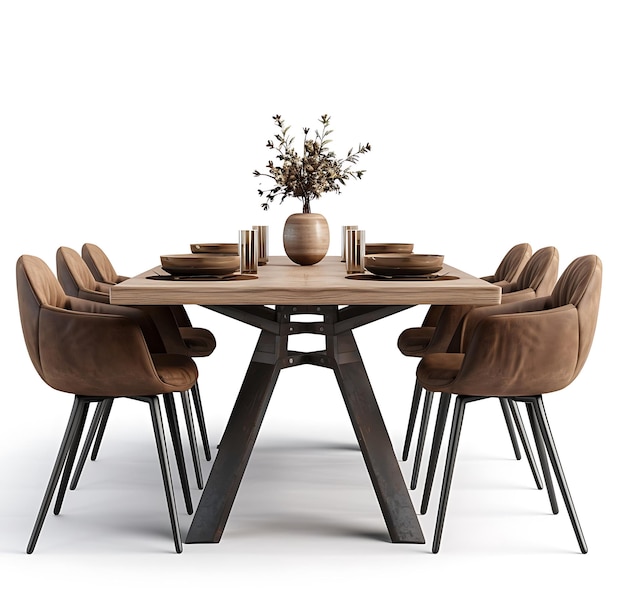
108;255;502;306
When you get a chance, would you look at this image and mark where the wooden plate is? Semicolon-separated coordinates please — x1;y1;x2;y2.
365;243;414;254
190;243;239;255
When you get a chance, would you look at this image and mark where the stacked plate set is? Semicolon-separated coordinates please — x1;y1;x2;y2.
160;244;239;276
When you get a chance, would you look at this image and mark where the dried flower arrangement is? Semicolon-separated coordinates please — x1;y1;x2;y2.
254;114;371;214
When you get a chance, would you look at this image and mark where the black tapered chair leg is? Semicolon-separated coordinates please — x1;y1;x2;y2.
500;398;521;460
191;381;211;462
531;396;588;553
181;389;203;489
53;399;89;515
146;395;182;553
507;399;543;489
90;398;113;461
432;396;467;553
526;401;559;514
27;397;86;554
402;379;423;461
410;389;434;489
70;398;113;490
163;393;194;515
420;392;451;513
72;393;199;498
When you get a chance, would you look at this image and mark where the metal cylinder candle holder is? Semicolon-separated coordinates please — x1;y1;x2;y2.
345;229;366;274
252;225;269;265
341;225;358;262
238;229;258;274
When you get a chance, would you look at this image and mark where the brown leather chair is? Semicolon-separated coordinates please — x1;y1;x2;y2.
81;242;215;462
55;246;206;490
17;255;199;553
398;244;533;461
417;255;601;553
400;246;559;492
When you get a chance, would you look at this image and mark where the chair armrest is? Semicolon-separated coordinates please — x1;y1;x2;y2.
38;306;187;397
69;295;188;355
95;281;115;293
501;288;536;303
453;305;580;396
66;296;166;353
496;281;516;293
459;296;549;351
77;288;110;303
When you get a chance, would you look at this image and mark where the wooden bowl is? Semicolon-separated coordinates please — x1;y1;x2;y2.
160;254;240;276
364;253;444;276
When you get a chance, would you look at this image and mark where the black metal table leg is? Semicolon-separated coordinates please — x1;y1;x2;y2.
331;328;425;543
185;328;282;543
185;304;424;545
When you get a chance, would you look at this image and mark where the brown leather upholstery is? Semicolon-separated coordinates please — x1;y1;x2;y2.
424;254;601;396
398;243;532;357
56;246;194;356
81;242;129;284
18;254;198;397
397;245;558;357
398;305;473;357
82;242;197;332
495;245;559;303
20;256;160;380
81;243;215;355
417;255;601;553
17;255;198;553
481;242;532;284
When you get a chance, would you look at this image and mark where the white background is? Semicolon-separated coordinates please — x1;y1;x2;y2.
1;1;624;613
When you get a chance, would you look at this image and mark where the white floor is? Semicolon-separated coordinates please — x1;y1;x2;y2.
1;309;621;614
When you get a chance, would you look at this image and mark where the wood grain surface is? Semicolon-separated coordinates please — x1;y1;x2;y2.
109;255;502;306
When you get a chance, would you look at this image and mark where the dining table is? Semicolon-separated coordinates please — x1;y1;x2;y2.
109;255;502;545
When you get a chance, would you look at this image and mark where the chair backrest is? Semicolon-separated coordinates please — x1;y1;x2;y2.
56;246;104;298
548;255;602;380
17;255;68;381
82;243;125;284
493;243;532;284
512;246;559;296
